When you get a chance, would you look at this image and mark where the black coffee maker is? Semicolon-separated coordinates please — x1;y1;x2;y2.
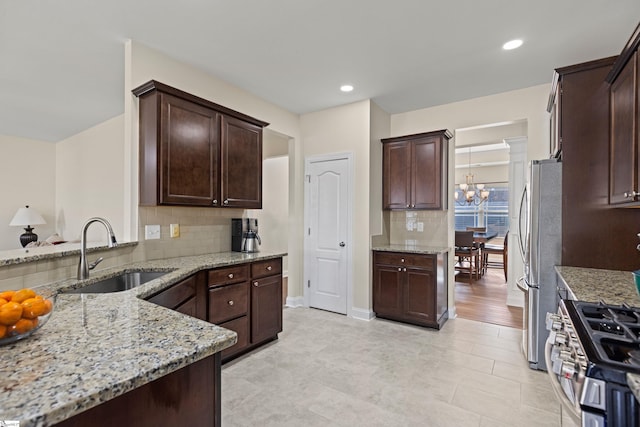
231;218;261;253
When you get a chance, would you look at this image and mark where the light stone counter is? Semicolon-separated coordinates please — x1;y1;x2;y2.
372;244;450;254
0;250;286;427
555;265;640;306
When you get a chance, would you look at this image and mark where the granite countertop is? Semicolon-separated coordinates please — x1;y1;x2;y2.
0;250;286;427
372;244;450;255
555;265;640;306
0;241;139;267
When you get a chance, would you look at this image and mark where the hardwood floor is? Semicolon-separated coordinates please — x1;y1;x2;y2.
454;258;523;329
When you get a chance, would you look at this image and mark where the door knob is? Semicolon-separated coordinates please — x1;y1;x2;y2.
339;242;346;247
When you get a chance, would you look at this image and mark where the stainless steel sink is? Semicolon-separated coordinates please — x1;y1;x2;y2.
63;271;170;294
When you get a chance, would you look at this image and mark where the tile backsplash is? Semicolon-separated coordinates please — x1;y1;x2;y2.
0;206;245;291
389;210;448;246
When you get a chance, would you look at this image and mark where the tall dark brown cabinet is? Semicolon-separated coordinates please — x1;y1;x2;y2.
555;53;640;270
133;80;268;209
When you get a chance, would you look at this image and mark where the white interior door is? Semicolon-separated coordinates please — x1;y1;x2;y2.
304;155;350;315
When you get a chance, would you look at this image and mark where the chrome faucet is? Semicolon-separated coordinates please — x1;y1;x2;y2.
77;217;118;280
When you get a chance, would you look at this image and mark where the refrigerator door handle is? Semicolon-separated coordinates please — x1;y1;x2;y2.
527;286;540;365
517;185;528;263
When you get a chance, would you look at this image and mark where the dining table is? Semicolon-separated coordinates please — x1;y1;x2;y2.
472;231;498;244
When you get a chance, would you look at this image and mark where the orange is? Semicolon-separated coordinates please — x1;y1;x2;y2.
0;301;23;326
21;298;48;319
0;324;6;339
8;318;37;336
0;297;7;306
41;298;53;315
12;288;36;304
0;290;15;301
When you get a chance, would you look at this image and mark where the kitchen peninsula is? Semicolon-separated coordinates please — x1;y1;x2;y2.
0;250;285;427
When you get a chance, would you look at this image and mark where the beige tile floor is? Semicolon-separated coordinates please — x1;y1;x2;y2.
222;307;578;427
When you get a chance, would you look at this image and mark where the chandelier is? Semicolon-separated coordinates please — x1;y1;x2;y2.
454;148;490;206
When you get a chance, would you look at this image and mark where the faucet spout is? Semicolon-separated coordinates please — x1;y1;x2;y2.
77;217;118;280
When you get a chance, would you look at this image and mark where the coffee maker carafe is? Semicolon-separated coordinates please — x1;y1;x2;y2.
231;218;261;253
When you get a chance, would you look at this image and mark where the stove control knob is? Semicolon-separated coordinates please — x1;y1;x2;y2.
554;332;568;345
561;360;576;379
546;314;563;331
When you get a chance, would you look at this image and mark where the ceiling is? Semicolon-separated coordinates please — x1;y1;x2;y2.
1;1;639;142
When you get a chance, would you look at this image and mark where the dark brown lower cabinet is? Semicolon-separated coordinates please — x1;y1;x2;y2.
146;272;207;320
373;251;448;329
54;353;220;427
251;274;283;344
207;257;283;363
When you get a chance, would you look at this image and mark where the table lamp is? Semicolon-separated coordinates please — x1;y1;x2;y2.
10;205;46;248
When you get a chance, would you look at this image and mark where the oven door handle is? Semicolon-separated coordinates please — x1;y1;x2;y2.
544;336;582;421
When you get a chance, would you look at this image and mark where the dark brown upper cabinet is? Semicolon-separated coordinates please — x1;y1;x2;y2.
608;51;640;205
133;80;268;208
381;129;450;210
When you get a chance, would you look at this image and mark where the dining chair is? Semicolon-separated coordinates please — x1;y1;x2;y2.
454;230;480;282
483;230;508;282
466;226;487;274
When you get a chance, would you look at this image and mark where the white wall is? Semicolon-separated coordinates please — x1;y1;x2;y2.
390;83;551;313
0;135;56;250
55;114;125;243
300;100;372;314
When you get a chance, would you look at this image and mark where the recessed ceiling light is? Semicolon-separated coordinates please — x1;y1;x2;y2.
340;84;354;93
503;39;523;50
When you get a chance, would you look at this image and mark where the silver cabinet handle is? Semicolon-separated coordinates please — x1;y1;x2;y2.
339;242;345;247
400;258;405;263
253;281;259;287
223;199;229;205
406;204;410;208
228;273;234;279
397;268;402;272
267;266;272;271
403;268;407;272
212;199;218;205
228;300;234;306
625;191;639;198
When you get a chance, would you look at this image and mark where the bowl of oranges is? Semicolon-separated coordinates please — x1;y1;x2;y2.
0;288;54;345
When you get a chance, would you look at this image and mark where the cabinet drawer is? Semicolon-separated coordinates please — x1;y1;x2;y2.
208;281;249;324
374;252;434;269
251;258;282;279
208;264;249;286
147;275;196;309
219;316;249;360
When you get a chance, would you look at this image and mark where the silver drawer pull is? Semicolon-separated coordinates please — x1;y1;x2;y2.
253;281;259;287
267;266;272;271
228;300;234;306
228;273;234;279
223;199;229;205
397;268;402;272
401;258;405;263
212;199;218;205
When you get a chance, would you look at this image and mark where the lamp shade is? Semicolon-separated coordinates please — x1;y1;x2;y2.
10;205;46;227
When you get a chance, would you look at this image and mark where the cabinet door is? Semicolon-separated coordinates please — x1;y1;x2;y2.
250;275;282;344
609;52;638;204
404;267;436;325
175;297;198;318
219;316;250;361
383;141;411;209
373;264;404;318
147;275;197;311
159;93;220;206
221;115;262;208
413;137;443;209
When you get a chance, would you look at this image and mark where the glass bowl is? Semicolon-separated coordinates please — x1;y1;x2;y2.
0;290;55;346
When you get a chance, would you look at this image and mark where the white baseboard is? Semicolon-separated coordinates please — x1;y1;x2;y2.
350;307;374;321
448;305;457;319
506;289;524;308
285;296;304;307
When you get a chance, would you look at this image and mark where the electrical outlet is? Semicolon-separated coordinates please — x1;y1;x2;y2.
145;225;161;240
170;223;180;238
417;222;424;232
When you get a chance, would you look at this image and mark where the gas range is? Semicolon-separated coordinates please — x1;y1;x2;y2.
546;300;640;426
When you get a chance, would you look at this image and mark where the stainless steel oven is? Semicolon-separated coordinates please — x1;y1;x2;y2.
545;300;640;426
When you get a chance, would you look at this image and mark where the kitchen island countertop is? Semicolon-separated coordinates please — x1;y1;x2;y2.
555;265;640;306
0;250;286;427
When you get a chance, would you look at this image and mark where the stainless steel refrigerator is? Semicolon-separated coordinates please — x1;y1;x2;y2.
517;158;562;371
